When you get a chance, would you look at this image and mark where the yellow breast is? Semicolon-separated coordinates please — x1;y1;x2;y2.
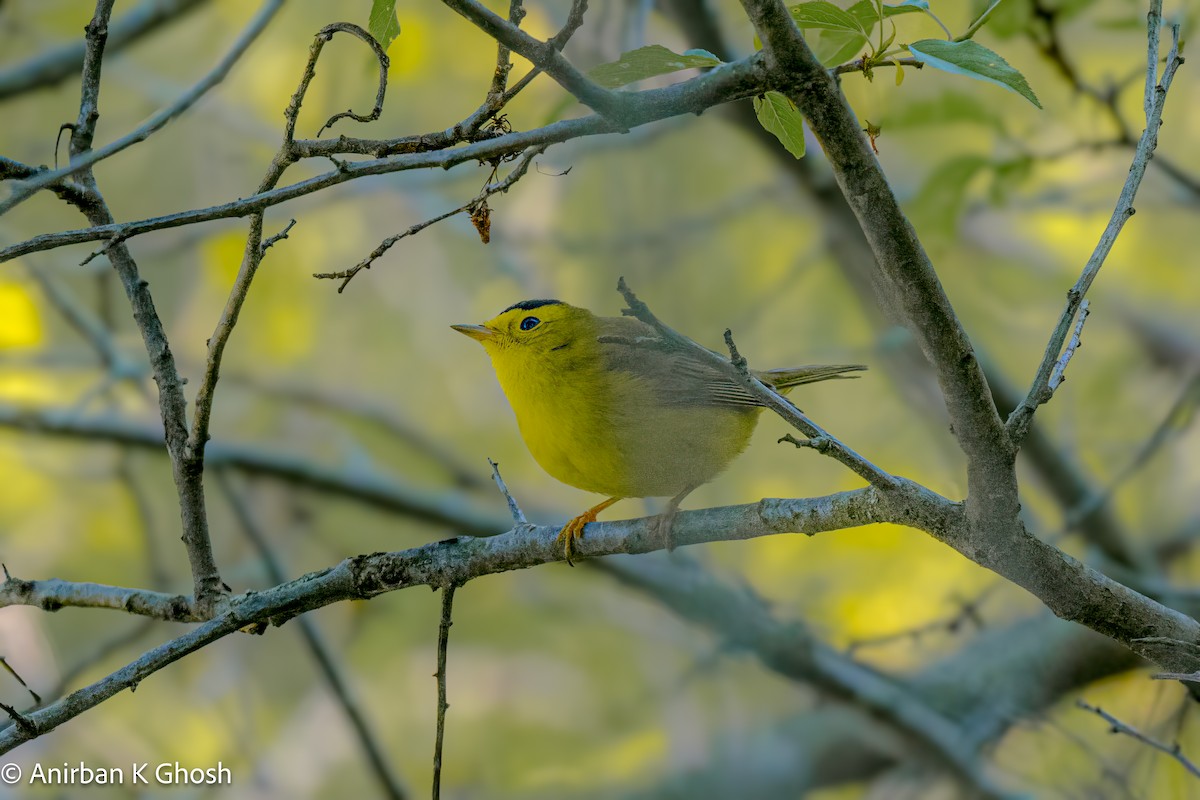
486;335;759;498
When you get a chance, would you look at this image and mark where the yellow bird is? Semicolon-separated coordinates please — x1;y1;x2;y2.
453;300;863;563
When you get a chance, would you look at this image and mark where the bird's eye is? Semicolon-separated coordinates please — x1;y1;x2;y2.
519;316;540;331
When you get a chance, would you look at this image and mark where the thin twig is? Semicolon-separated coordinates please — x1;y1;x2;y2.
832;57;922;75
189;23;386;478
432;584;457;800
495;0;589;107
1152;671;1200;683
0;658;40;705
0;570;198;621
1076;699;1200;779
316;145;546;291
1048;299;1089;391
70;0;117;157
486;0;525;102
0;0;284;215
1008;6;1184;444
259;218;297;255
0;156;99;208
314;24;389;137
0;704;37;737
487;459;527;525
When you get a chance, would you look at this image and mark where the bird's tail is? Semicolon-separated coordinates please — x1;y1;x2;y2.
759;364;866;392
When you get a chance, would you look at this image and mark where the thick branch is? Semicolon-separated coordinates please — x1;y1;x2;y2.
734;0;1200;674
739;0;1016;530
0;487;905;753
439;0;620;119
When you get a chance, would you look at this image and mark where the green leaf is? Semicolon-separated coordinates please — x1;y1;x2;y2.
846;0;927;27
789;1;867;35
753;91;806;159
815;29;869;67
907;39;1042;108
368;0;401;52
587;45;722;89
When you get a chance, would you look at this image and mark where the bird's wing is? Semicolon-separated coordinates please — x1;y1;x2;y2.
595;316;763;409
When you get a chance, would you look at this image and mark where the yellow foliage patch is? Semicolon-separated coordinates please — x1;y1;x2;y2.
0;281;42;349
521;727;666;789
0;371;57;404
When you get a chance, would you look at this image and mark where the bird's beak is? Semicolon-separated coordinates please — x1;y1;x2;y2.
451;323;497;342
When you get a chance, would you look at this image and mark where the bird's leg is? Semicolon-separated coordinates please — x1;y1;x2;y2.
655;485;697;553
557;497;622;566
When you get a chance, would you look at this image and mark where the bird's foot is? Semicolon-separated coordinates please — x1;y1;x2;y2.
556;513;592;567
556;497;621;567
652;510;679;553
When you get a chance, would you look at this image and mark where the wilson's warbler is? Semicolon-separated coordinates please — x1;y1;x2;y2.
453;299;864;563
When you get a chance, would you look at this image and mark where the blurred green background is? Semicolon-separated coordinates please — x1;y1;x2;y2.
1;0;1199;796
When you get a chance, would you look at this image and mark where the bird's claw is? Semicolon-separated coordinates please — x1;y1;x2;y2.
652;511;678;553
556;514;591;567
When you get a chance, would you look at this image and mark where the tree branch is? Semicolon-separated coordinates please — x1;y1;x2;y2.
315;145;547;291
1076;699;1200;780
738;0;1017;534
0;0;284;215
733;0;1200;675
0;572;196;621
61;0;224;614
438;0;620;119
0;53;767;263
431;584;456;800
1008;5;1183;444
0;486;909;754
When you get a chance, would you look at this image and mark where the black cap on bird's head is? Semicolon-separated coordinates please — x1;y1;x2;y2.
500;299;564;314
